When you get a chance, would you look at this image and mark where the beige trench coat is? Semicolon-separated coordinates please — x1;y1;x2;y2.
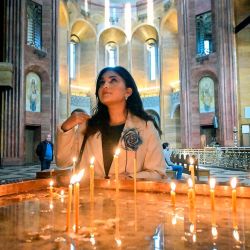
56;113;166;180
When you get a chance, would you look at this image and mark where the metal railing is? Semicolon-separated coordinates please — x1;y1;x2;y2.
171;147;250;171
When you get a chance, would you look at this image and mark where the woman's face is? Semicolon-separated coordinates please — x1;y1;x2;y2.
98;70;132;107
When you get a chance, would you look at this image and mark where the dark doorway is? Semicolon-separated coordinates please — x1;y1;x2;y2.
200;125;216;147
25;126;41;164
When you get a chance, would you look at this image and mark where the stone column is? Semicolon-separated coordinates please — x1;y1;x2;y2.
1;0;25;164
177;0;195;148
214;0;238;146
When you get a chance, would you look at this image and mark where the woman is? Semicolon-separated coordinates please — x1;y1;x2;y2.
56;66;166;179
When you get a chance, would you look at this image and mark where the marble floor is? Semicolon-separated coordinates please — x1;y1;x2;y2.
0;163;250;186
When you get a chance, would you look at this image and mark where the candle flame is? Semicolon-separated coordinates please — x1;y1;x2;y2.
231;177;237;189
90;156;95;165
170;182;176;191
209;178;216;189
76;169;85;182
114;148;120;157
60;190;64;196
188;178;193;188
192;233;196;242
73;157;77;163
90;233;96;245
233;229;240;241
189;223;194;233
211;226;218;238
49;180;54;187
171;214;177;225
70;174;77;184
115;238;122;247
189;157;194;165
49;202;54;210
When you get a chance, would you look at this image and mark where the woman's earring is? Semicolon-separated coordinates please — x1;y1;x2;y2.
125;96;128;101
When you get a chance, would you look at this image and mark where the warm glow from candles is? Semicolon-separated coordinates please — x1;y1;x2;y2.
211;226;218;238
231;177;237;212
209;178;216;189
49;180;54;187
76;169;85;182
233;229;240;242
115;148;120;157
190;223;194;233
170;182;176;191
231;177;237;189
90;156;95;165
209;178;216;210
90;157;95;202
170;182;176;207
171;214;177;225
114;148;120;197
90;233;96;245
192;233;196;242
49;202;54;210
72;157;77;174
60;190;64;196
188;178;193;188
71;174;77;185
115;238;122;247
189;157;194;165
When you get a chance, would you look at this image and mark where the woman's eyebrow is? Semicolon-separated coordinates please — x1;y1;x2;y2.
100;75;117;80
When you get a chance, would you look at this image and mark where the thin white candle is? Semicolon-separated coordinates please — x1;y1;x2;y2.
209;178;216;210
114;148;120;196
90;157;95;202
231;177;237;212
170;182;176;207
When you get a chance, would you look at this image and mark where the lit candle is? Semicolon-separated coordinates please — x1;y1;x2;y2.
115;197;121;247
211;209;217;239
72;157;77;174
66;175;75;232
171;211;177;225
74;180;80;233
188;178;195;208
233;229;240;242
209;178;216;210
211;226;218;240
134;198;137;232
74;169;84;234
114;148;120;197
90;157;95;202
231;177;237;212
49;180;54;195
133;152;137;196
60;189;65;203
189;158;195;187
170;182;176;207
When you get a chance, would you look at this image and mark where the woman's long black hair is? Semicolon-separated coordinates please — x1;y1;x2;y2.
85;66;162;137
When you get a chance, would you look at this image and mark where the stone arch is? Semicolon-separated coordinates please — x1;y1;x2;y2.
131;24;159;91
98;27;128;70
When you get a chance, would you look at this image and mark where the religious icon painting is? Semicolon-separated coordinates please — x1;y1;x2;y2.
25;72;41;112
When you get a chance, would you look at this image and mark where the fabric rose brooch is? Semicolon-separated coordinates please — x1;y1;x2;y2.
121;128;143;151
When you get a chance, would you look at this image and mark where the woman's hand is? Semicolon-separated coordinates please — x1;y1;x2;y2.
61;111;91;132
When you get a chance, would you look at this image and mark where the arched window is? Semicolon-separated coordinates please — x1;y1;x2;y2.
69;35;80;79
69;42;76;79
196;11;213;56
105;41;118;67
146;39;157;81
27;0;42;49
199;76;215;113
